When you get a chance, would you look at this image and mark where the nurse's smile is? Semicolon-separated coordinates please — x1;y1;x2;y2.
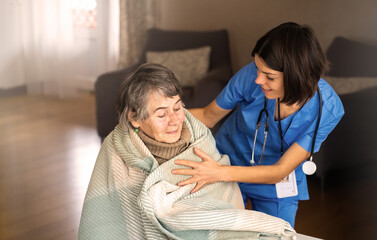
261;87;272;94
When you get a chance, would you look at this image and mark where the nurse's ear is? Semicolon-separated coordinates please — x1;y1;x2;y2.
128;111;140;128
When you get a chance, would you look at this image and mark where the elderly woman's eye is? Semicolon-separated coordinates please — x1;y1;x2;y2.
157;113;167;118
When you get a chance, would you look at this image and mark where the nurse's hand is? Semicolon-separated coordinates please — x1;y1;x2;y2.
172;147;222;194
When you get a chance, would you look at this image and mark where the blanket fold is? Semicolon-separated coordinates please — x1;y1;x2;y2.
79;110;296;240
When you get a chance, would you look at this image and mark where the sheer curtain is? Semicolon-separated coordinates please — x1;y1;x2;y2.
19;0;119;98
118;0;157;68
19;0;75;97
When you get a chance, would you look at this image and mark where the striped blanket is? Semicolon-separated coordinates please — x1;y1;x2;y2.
78;110;296;240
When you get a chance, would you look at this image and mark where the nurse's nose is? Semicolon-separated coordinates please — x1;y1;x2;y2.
255;71;265;85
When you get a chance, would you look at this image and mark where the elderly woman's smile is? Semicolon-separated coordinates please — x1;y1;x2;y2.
131;93;185;143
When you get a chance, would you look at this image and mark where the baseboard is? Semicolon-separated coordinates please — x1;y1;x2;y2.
0;85;27;98
69;76;96;91
0;77;95;99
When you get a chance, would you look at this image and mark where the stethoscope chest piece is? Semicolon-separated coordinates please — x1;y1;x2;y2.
302;160;317;175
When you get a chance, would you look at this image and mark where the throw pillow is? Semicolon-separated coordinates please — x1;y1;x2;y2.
146;46;211;87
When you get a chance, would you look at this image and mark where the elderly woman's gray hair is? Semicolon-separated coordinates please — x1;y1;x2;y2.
116;63;183;127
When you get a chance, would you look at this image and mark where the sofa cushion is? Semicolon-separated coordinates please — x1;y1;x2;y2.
146;46;211;87
324;76;377;95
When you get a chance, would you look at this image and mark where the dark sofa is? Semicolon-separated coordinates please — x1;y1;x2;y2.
94;28;232;142
94;32;377;190
314;37;377;189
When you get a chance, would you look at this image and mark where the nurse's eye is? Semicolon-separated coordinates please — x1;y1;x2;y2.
174;107;181;112
267;75;274;80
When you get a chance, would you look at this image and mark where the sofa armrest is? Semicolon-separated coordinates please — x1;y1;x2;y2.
95;64;140;141
314;86;377;183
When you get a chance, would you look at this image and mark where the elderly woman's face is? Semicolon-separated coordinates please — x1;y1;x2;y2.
133;93;185;143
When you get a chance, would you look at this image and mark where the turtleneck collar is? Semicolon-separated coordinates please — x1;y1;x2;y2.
137;122;191;165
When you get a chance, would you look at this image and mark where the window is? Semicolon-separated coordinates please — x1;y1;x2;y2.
72;0;97;28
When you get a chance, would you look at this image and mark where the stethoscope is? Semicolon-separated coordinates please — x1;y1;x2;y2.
250;88;322;175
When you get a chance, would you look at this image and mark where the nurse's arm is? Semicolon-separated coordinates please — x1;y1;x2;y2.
173;143;310;193
221;142;311;184
189;100;231;128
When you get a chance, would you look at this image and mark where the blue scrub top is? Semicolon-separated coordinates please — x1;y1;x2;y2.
215;61;344;200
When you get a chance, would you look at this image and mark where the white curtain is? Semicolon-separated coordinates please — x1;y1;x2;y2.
106;0;120;71
19;0;75;97
118;0;157;68
19;0;119;98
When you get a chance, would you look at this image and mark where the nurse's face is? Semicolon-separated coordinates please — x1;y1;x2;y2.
254;54;284;100
130;93;185;143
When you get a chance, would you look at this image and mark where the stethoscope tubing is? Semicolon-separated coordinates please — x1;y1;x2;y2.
250;98;269;166
250;88;322;166
309;88;322;161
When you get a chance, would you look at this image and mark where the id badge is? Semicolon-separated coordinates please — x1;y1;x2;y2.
275;171;298;198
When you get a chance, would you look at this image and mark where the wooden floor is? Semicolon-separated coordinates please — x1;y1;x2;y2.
0;93;101;240
296;172;377;239
0;94;376;240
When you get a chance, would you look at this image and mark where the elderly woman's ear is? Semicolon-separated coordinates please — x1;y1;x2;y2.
128;111;139;128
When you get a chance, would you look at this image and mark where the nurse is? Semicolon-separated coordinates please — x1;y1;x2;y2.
172;22;344;227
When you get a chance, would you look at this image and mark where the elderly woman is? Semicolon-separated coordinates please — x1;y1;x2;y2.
78;63;295;240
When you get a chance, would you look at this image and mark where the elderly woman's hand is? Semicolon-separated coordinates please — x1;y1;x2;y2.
172;147;223;194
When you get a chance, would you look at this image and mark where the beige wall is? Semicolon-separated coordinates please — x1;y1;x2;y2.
156;0;377;72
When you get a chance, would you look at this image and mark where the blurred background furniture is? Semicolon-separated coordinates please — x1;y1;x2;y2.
314;37;377;190
95;28;232;142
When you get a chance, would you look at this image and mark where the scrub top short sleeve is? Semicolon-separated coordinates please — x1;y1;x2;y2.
216;62;259;110
295;79;345;153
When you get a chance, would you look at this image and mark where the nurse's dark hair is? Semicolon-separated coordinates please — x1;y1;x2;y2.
251;22;328;105
116;63;183;127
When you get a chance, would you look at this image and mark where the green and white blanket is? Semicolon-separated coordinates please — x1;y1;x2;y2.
79;110;296;240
